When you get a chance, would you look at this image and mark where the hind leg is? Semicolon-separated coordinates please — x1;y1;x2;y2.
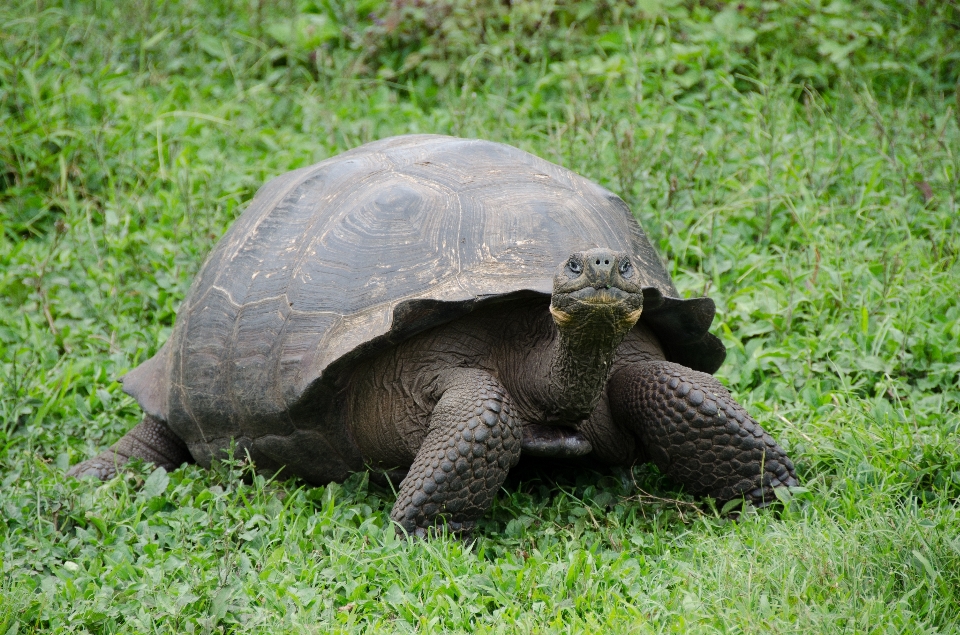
67;414;193;480
608;361;797;506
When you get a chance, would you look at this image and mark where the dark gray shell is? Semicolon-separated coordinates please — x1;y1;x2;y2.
122;135;724;479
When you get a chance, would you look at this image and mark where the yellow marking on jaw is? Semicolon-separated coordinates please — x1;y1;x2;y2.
577;289;621;304
549;305;573;327
551;304;642;330
621;307;644;329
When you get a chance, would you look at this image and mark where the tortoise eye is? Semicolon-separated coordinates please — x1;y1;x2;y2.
619;258;633;276
567;258;583;275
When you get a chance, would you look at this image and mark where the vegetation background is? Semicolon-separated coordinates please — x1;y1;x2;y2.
1;0;959;632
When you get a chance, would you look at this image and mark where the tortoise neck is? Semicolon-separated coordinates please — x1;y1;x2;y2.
544;306;636;422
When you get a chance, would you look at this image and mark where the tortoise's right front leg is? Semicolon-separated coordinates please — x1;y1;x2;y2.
67;414;193;480
391;369;522;538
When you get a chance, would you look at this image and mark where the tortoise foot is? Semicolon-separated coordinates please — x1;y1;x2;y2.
407;519;476;541
66;454;121;481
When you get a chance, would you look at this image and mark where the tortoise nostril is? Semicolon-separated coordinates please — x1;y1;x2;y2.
604;259;609;265
595;259;600;265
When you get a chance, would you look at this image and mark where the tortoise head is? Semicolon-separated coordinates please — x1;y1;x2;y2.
549;248;644;332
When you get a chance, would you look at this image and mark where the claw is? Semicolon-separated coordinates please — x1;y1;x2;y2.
66;455;120;481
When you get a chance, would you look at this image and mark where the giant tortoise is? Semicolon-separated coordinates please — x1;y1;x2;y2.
69;134;798;536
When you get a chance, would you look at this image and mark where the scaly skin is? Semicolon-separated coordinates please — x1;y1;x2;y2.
66;415;193;480
390;369;522;537
608;361;798;505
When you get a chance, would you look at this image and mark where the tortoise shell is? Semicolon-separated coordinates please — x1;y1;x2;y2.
123;134;725;479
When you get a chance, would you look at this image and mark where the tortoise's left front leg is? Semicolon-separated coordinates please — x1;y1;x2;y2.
608;361;798;506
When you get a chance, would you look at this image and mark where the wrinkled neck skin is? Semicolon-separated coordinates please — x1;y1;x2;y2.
539;301;641;424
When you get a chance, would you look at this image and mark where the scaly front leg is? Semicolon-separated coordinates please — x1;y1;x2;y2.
608;361;798;506
391;369;523;538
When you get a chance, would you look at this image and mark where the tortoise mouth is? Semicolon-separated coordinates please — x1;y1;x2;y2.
550;286;644;329
567;286;635;305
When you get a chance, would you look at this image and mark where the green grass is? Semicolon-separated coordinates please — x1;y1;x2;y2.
1;0;959;632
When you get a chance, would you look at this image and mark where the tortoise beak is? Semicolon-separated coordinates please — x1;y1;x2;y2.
568;285;635;305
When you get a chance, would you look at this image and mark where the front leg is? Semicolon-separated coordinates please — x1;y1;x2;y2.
391;369;522;538
608;361;798;506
